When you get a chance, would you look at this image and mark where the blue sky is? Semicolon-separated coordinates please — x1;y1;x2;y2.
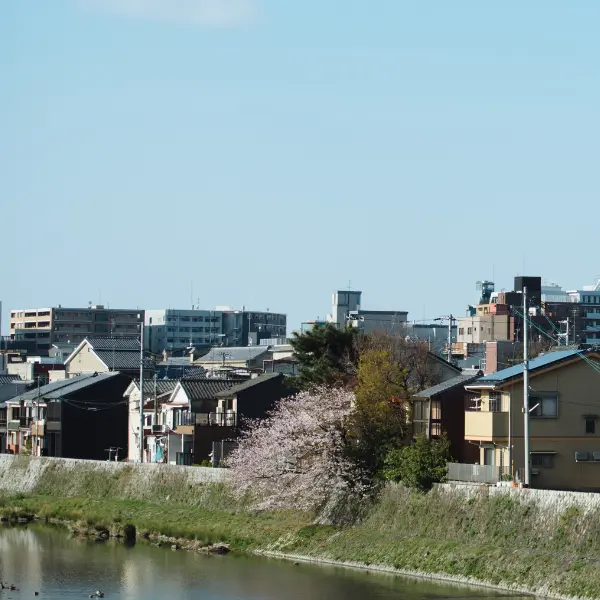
1;0;599;333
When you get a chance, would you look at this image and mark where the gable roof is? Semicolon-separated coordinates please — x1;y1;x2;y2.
427;352;462;373
468;349;591;388
65;337;153;371
414;372;483;399
215;373;284;397
195;346;270;364
124;379;180;397
178;379;236;401
7;372;121;404
86;337;141;351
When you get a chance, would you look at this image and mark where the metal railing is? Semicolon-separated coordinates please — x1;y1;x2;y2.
447;462;502;484
176;452;193;466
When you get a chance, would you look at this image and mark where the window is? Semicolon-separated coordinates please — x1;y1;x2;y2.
585;418;596;434
488;391;502;412
531;454;554;468
529;394;558;418
467;327;473;335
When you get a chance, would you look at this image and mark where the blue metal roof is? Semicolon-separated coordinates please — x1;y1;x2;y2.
475;349;583;385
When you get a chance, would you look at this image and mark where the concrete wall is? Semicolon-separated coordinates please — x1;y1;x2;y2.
0;455;227;500
438;482;600;514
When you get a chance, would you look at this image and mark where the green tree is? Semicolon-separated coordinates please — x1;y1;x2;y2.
291;324;358;389
383;434;451;492
347;349;409;479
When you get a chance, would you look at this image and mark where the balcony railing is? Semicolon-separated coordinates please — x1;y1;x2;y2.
465;410;509;440
174;411;196;427
19;417;33;428
447;462;504;484
196;411;237;427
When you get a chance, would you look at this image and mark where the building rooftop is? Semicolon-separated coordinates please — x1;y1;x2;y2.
7;372;121;404
0;375;23;385
196;346;271;363
469;349;589;387
179;379;236;402
414;372;483;399
215;373;284;397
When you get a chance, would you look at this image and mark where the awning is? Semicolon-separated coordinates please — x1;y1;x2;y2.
530;451;557;455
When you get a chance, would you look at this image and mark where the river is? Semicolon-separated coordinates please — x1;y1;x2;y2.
0;525;531;600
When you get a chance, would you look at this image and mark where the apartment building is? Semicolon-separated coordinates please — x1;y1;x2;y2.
144;308;287;354
9;305;143;352
463;348;600;491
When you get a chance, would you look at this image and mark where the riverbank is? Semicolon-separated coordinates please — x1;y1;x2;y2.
1;456;600;599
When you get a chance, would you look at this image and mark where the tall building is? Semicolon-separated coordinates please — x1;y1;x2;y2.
144;309;223;354
144;307;287;354
9;305;143;353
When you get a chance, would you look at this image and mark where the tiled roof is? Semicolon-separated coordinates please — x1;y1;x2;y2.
182;367;207;379
7;372;121;404
94;350;154;371
179;379;236;401
132;379;179;395
196;346;271;363
0;375;22;385
473;349;585;386
87;337;140;351
215;373;283;397
413;372;483;399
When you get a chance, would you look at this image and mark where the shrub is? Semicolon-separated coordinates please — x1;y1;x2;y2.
383;435;451;492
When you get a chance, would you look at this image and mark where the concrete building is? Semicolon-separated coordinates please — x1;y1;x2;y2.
144;309;223;354
144;307;287;354
463;348;600;491
328;290;408;334
9;305;143;353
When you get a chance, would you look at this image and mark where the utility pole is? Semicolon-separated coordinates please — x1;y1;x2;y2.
447;315;453;364
139;320;145;463
523;287;531;486
153;373;158;434
34;376;40;457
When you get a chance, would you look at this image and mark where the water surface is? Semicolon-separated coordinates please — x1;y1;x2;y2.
0;525;530;600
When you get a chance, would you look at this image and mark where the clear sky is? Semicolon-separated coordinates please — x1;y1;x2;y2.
1;0;599;333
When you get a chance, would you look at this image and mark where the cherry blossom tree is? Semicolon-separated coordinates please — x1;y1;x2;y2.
226;387;367;512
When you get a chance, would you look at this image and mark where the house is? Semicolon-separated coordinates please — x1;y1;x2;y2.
412;371;482;463
0;375;28;454
193;346;272;374
196;372;298;464
124;378;180;462
159;379;237;465
65;337;153;378
462;348;600;491
5;372;131;459
262;344;299;376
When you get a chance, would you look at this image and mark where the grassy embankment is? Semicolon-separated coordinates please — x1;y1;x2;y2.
1;458;600;599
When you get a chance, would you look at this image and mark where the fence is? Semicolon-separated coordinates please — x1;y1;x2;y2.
447;462;502;484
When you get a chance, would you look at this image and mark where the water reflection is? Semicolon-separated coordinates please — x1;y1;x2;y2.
0;526;532;600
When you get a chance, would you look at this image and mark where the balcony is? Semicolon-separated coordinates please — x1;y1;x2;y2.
19;416;33;429
196;411;237;427
465;410;509;440
7;420;20;432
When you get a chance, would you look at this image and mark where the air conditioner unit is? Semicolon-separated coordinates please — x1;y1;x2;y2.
592;451;600;462
151;424;165;434
575;451;589;462
531;469;540;476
